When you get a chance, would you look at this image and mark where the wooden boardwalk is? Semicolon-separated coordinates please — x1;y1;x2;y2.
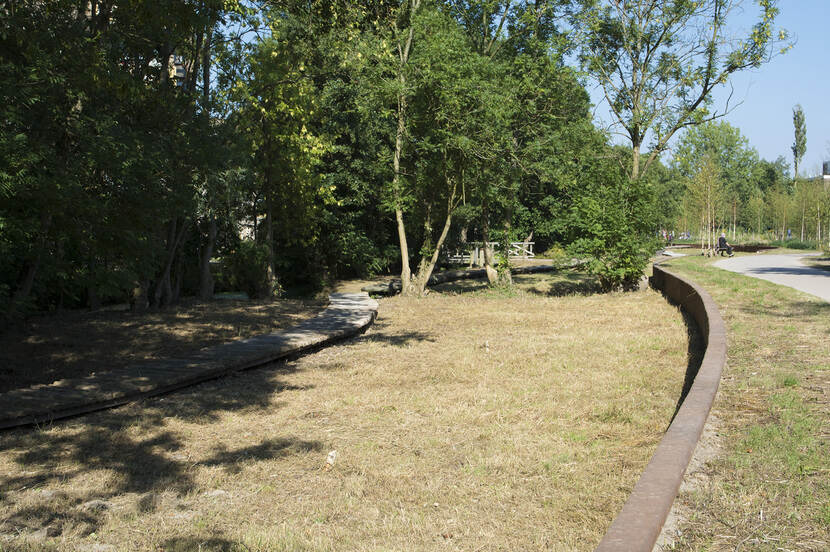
0;293;378;430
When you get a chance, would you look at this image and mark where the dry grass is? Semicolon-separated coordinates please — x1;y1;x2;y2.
0;298;326;393
0;286;690;551
658;255;830;551
431;269;601;297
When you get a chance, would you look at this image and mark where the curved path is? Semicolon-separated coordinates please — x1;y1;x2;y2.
0;293;378;430
714;253;830;302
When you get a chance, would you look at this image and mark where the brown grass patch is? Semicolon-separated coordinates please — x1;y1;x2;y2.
0;298;326;393
0;289;689;551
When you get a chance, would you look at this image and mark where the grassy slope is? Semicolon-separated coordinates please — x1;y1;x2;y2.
660;255;830;551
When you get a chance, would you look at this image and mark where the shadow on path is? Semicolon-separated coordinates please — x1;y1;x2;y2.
746;266;830;277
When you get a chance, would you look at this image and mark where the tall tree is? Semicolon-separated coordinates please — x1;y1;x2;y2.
580;0;790;180
791;103;806;181
791;103;807;239
686;155;724;253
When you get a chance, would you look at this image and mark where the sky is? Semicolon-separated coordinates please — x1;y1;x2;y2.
589;0;830;176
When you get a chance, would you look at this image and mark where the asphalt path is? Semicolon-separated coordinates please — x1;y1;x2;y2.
713;253;830;302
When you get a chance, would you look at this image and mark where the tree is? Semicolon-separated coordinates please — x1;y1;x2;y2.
580;0;790;180
791;103;806;180
672;121;758;238
444;0;593;285
790;104;808;239
686;155;724;253
566;148;657;290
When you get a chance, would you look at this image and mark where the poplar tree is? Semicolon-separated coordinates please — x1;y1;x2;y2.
791;103;806;181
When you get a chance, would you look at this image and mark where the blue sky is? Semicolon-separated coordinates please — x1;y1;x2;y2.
589;0;830;176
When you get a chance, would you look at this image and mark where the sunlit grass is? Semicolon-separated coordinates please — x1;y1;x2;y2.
659;255;830;551
0;288;689;551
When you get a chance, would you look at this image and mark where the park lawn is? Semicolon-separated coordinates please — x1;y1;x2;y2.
804;255;830;272
0;285;689;552
657;255;830;551
0;298;326;394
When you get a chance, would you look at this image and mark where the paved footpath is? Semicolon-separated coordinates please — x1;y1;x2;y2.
0;293;378;430
714;254;830;302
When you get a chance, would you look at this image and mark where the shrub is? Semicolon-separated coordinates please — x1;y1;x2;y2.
565;165;657;291
769;239;820;250
542;244;570;267
219;240;277;299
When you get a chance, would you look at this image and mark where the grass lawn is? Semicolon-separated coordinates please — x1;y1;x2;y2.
804;255;830;272
0;275;690;551
657;254;830;551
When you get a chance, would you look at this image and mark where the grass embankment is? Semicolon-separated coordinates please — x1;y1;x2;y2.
0;298;326;393
659;255;830;551
1;274;689;551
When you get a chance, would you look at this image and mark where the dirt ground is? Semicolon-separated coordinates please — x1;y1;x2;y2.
0;298;326;394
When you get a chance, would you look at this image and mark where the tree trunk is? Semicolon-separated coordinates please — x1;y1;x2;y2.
631;142;641;180
87;258;101;310
9;212;52;312
265;197;278;296
391;0;420;296
154;219;187;307
393;71;412;295
198;217;217;300
412;179;457;295
481;195;498;284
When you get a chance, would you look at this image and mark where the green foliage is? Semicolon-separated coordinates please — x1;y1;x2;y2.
566;160;658;290
792;104;807;178
579;0;790;180
769;239;820;250
220;240;277;299
0;0;676;311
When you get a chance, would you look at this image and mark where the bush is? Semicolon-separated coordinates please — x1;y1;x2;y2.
565;164;657;291
769;239;820;250
219;240;277;299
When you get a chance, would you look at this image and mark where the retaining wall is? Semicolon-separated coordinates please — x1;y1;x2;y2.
595;263;727;551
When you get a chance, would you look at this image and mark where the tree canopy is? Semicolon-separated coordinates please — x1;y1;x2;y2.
0;0;806;319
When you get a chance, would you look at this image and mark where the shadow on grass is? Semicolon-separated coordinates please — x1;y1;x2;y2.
669;308;707;425
202;437;324;475
353;320;437;347
737;299;830;320
519;272;603;297
430;278;491;294
0;360;323;541
161;537;249;552
431;271;603;297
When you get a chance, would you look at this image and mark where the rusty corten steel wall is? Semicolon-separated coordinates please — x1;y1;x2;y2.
595;263;726;552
